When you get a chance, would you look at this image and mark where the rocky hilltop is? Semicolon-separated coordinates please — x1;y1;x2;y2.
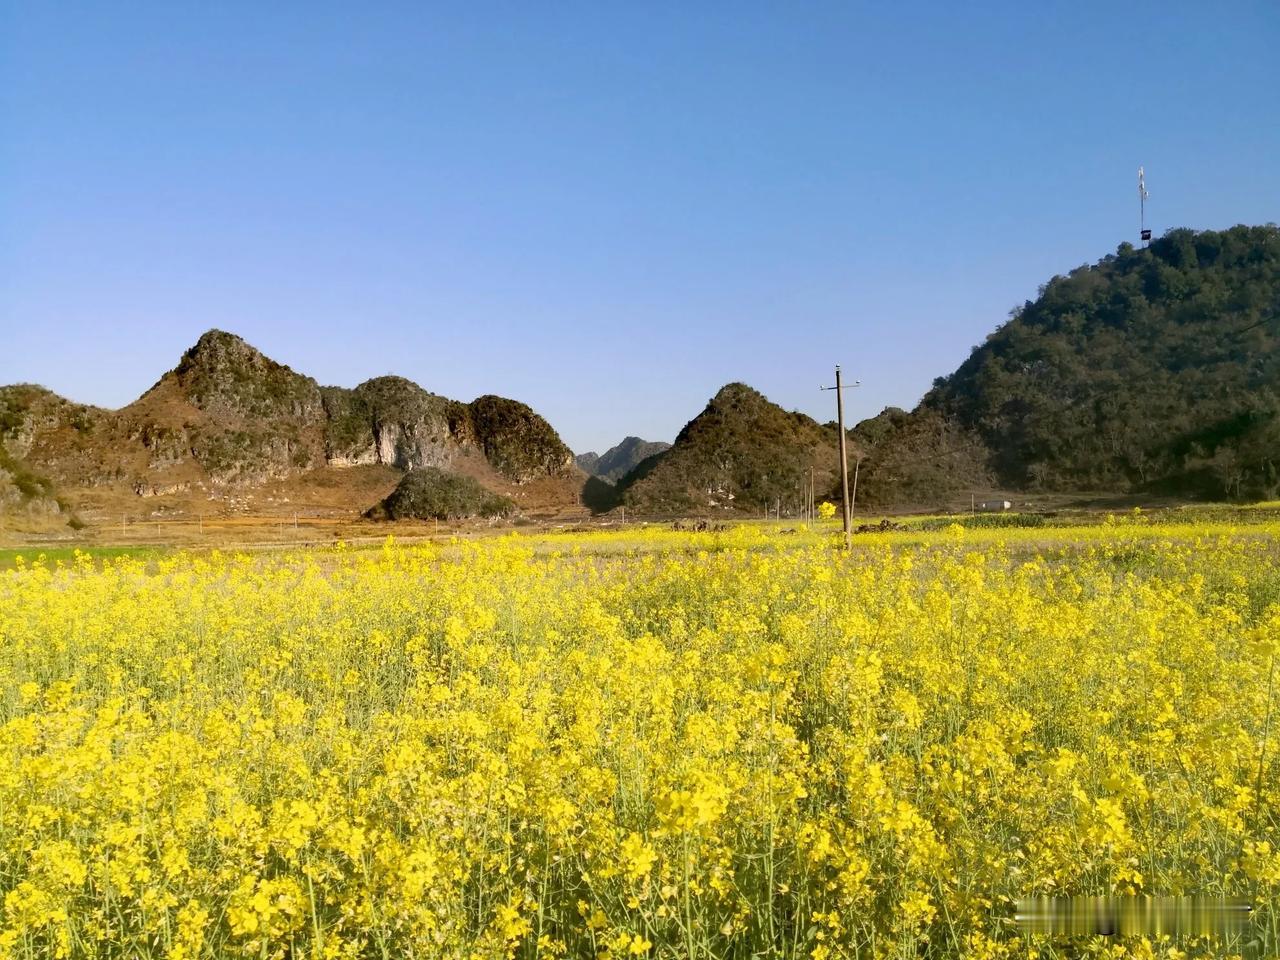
575;437;671;484
589;383;989;516
615;384;843;514
0;330;579;525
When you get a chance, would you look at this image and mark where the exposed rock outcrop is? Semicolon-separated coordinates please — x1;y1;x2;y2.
322;377;461;470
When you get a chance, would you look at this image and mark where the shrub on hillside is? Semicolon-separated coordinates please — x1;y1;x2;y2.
370;467;514;521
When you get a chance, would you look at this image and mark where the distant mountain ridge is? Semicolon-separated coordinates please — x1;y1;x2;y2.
610;225;1280;514
575;437;671;484
0;330;579;524
5;224;1277;528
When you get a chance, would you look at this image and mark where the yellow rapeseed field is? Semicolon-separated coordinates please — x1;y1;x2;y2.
0;520;1277;959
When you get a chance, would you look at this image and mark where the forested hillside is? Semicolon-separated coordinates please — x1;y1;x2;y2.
892;225;1280;500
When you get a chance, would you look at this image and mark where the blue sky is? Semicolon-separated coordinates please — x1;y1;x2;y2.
2;2;1277;454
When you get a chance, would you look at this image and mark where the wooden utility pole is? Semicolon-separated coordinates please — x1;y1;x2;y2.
821;366;860;550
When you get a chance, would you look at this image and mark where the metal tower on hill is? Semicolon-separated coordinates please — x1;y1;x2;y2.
1138;166;1151;246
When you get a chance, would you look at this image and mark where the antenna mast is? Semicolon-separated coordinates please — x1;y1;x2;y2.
1138;166;1151;246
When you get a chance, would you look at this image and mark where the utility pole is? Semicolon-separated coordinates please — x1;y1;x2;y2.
821;366;860;550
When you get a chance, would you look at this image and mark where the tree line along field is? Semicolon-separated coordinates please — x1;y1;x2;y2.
0;517;1277;959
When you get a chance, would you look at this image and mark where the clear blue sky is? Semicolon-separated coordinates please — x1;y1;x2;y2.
2;2;1277;454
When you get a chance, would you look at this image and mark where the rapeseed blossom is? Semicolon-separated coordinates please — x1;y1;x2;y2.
0;527;1275;958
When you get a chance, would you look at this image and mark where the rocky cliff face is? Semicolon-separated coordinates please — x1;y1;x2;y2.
322;377;461;469
320;379;575;481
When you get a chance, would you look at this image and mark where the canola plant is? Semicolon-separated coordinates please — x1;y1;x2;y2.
0;524;1276;959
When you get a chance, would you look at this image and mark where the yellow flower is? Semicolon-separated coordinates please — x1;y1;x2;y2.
0;519;1276;956
620;832;657;882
